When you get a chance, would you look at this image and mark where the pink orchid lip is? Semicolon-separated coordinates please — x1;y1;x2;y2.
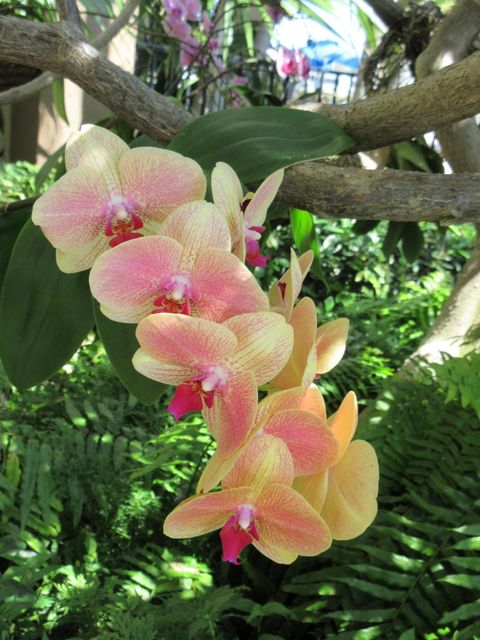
103;194;144;247
220;504;259;564
152;273;192;315
168;364;230;420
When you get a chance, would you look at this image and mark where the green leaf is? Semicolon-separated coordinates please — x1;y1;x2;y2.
290;208;328;287
441;600;480;623
52;78;69;125
398;629;416;640
35;144;66;191
401;223;424;263
382;222;406;258
352;220;379;235
0;221;94;389
129;135;165;149
93;302;166;405
392;142;430;173
169;107;355;182
0;207;31;291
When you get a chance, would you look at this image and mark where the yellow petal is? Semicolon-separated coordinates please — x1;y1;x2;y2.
329;391;358;463
321;440;379;540
316;318;349;374
293;470;329;513
299;384;327;422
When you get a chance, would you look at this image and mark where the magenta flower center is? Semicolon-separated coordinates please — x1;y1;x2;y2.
220;504;259;564
153;274;192;315
104;195;144;247
168;365;230;420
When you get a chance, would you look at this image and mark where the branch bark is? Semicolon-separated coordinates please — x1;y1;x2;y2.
2;14;480;151
0;0;140;106
278;163;480;225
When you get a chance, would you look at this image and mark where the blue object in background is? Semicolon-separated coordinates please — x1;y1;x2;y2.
303;39;360;71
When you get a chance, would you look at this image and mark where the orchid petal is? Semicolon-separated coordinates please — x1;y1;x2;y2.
89;236;183;323
264;409;337;476
268;249;313;320
254;484;332;559
162;201;231;267
269;297;317;391
293;470;329;513
321;440;379;540
255;387;305;426
225;312;294;385
32;165;114;256
299;384;327;423
222;433;294;491
244;169;284;229
211;162;244;259
329;391;357;463
164;487;252;538
56;237;111;273
191;249;268;322
65;125;128;178
316;318;349;374
203;369;258;456
118;148;206;225
132;349;195;386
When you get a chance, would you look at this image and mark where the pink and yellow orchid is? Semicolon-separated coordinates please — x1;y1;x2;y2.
268;249;313;321
211;162;284;267
197;386;337;493
294;389;379;540
133;312;293;455
89;201;268;323
32;125;206;272
164;433;332;564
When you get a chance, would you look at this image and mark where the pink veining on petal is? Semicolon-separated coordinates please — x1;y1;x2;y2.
220;505;258;564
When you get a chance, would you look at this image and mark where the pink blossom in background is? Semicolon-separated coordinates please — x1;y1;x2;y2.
296;50;311;79
180;35;202;66
276;47;297;78
232;75;248;85
266;3;283;24
182;0;201;21
163;0;186;20
164;15;192;40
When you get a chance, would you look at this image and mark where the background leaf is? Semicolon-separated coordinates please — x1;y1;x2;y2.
0;207;31;291
169;107;354;182
0;221;93;389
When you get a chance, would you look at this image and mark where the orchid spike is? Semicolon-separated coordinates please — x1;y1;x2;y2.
164;477;332;565
211;162;284;267
268;249;313;321
133;312;293;456
32;125;206;272
294;391;379;540
90;203;268;324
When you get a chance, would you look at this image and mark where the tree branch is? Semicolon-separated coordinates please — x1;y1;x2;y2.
0;0;140;106
56;0;84;33
278;163;480;225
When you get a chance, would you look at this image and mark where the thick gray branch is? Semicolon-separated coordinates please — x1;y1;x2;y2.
2;15;480;151
0;0;139;106
0;16;191;143
279;163;480;225
56;0;84;34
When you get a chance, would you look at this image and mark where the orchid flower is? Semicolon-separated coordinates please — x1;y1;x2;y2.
211;162;284;267
276;47;297;78
294;390;379;540
268;249;313;321
133;312;293;455
269;297;350;391
90;201;268;323
197;386;337;493
164;433;332;564
32;125;206;273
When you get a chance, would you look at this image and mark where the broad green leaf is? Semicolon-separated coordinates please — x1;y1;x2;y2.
0;221;94;389
129;134;165;149
290;208;328;287
35;144;65;191
352;220;379;235
169;107;354;183
93;302;166;405
52;78;69;125
0;207;31;291
392;141;430;173
401;223;424;263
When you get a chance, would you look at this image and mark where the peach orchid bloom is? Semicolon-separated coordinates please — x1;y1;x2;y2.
133;312;293;456
294;389;379;540
89;201;268;323
32;125;206;272
211;162;284;267
197;386;336;493
268;249;313;321
164;433;332;564
269;297;349;392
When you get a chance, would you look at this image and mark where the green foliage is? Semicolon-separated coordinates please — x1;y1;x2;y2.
0;162;38;204
0;221;94;389
169;107;354;182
